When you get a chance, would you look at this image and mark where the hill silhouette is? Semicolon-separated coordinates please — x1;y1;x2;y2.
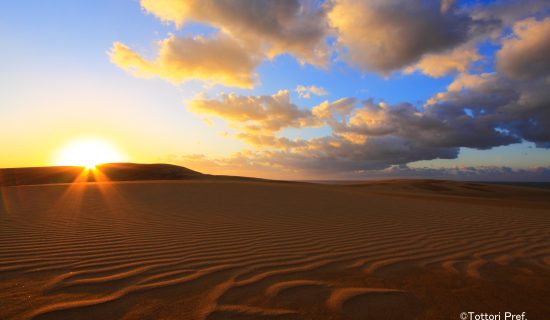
0;163;258;187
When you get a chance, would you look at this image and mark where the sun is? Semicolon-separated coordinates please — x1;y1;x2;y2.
55;138;126;169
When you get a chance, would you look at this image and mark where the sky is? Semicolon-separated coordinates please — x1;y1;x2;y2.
1;0;550;181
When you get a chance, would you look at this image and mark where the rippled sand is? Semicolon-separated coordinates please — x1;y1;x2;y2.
1;180;549;319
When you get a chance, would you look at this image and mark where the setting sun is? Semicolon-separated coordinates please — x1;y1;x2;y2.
54;139;126;169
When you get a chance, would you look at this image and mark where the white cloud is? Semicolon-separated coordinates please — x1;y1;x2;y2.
295;85;328;99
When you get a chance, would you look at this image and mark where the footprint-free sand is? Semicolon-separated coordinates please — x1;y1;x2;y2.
1;179;549;319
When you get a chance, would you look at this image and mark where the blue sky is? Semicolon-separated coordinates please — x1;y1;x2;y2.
1;0;549;180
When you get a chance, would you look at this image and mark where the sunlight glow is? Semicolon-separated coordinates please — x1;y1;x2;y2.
54;139;126;169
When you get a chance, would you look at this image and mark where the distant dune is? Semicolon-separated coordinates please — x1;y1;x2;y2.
0;165;549;319
0;163;263;187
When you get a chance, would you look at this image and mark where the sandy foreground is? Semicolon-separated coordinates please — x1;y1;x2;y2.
0;179;549;319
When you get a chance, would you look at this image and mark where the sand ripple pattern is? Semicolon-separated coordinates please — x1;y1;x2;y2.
0;181;549;319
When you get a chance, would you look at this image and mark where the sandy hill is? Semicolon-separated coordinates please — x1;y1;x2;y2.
0;163;264;187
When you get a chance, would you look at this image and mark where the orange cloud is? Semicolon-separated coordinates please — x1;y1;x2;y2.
140;0;329;66
312;98;355;120
110;34;261;88
497;17;550;80
405;45;481;77
188;90;319;135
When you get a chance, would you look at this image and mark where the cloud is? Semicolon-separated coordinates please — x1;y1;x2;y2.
187;57;550;173
112;1;550;178
312;98;355;120
139;0;330;66
440;0;456;14
404;45;481;77
109;34;261;88
172;150;550;181
497;17;550;80
354;165;550;182
327;0;488;74
186;94;462;172
113;0;550;85
423;17;550;148
295;85;328;99
183;15;550;173
426;74;550;148
235;133;309;150
321;98;518;151
471;0;550;27
188;90;319;134
171;151;550;181
180;137;456;175
166;152;290;179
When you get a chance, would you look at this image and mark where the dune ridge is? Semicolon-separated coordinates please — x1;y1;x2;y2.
1;178;549;319
0;163;266;187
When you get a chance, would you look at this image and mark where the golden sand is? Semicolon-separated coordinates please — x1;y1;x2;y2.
0;179;549;319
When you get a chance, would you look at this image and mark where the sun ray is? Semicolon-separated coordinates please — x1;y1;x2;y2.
49;139;127;218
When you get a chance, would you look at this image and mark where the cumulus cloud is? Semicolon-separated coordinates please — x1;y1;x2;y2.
426;75;550;148
112;0;550;178
335;99;518;151
187;57;550;174
188;90;319;134
295;85;328;99
140;0;330;66
113;0;549;85
312;98;355;120
497;17;550;80
112;0;332;87
405;45;481;77
186;94;463;172
109;34;261;88
182;13;550;175
421;16;550;149
327;0;487;74
237;136;456;173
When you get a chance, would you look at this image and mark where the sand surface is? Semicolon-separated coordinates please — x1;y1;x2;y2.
1;179;549;319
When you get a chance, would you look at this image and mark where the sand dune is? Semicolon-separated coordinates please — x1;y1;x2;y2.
1;177;549;319
0;163;265;187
